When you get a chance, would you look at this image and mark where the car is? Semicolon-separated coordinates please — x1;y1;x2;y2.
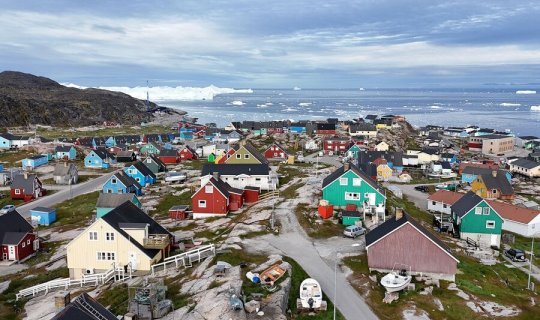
414;185;430;193
505;248;527;262
343;225;365;238
0;205;16;214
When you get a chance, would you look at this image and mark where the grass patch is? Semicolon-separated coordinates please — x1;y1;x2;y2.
0;191;24;208
295;203;343;239
282;182;303;199
52;191;100;230
386;192;432;224
97;283;129;315
277;164;308;186
151;189;192;217
179;159;205;171
0;149;35;166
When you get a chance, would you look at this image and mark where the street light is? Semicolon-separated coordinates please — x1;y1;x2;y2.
334;243;361;320
528;233;538;290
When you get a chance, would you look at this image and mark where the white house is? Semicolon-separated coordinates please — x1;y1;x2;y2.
201;164;278;191
488;200;540;237
509;158;540;178
427;190;464;215
406;150;440;164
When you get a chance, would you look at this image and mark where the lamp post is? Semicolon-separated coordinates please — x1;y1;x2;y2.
528;234;537;290
334;243;360;320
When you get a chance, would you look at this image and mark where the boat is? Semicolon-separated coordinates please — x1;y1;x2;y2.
380;267;412;293
299;278;323;309
259;264;286;286
164;171;187;183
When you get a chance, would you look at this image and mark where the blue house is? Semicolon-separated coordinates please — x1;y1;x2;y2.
461;167;512;184
123;161;157;186
55;146;77;160
0;133;12;149
289;126;306;134
441;153;458;164
105;136;116;148
30;207;57;226
84;150;116;169
179;128;194;140
102;172;142;195
22;155;49;169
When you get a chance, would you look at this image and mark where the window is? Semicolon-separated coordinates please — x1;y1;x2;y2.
27;239;30;245
475;207;482;215
106;232;115;241
89;232;98;240
483;207;490;215
345;192;360;200
22;242;25;248
351;178;361;186
443;204;447;208
15;189;21;195
205;186;213;193
236;154;241;159
136;178;140;182
339;178;348;186
432;201;436;206
128;169;134;174
244;154;250;159
199;200;207;208
486;220;496;229
492;189;497;194
111;178;117;184
97;252;116;261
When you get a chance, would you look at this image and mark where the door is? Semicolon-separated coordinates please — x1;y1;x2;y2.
128;251;137;270
367;193;376;206
8;245;16;260
490;234;498;247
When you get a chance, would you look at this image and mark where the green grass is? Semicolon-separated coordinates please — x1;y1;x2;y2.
52;191;100;230
386;192;432;224
0;191;24;208
277;164;308;186
97;283;129;315
180;159;205;170
0;149;35;166
294;203;343;239
151;189;192;217
282;182;303;199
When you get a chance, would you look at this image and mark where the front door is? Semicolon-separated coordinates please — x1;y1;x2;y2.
8;245;16;260
128;251;137;270
491;234;498;246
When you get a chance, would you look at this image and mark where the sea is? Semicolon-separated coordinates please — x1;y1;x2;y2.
157;88;540;136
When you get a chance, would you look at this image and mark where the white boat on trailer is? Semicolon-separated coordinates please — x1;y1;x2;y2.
298;278;326;310
380;265;412;293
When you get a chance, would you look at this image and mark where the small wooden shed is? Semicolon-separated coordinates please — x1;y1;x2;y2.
341;211;362;226
169;205;189;220
30;207;57;226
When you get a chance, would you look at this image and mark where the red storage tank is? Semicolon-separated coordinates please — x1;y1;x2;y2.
345;204;357;211
318;205;334;219
244;187;260;203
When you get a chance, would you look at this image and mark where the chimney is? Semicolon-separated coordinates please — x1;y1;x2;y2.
212;172;220;180
395;208;404;220
343;162;350;171
55;291;71;309
492;170;497;177
64;162;68;167
23;172;28;179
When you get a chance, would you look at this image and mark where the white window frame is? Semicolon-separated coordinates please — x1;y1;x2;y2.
486;220;496;229
244;154;250;159
199;200;207;208
205;186;213;193
236;154;241;159
106;232;115;241
22;242;25;248
483;207;490;215
475;207;482;215
352;178;361;186
339;178;348;186
345;192;360;200
15;189;21;195
89;231;98;241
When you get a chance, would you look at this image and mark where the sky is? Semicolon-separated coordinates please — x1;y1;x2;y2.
1;0;540;88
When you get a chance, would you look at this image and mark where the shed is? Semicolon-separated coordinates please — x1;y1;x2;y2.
30;207;57;226
341;211;362;226
169;205;190;220
244;186;260;203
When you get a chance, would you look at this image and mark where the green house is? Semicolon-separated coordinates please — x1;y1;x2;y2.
451;191;503;248
346;144;362;159
208;153;216;163
225;142;268;164
322;163;386;220
341;211;362;226
140;143;160;156
96;193;142;218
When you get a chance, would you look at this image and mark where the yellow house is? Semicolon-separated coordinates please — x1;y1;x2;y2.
375;141;389;151
471;172;514;200
225;142;268;164
376;164;393;181
66;202;172;279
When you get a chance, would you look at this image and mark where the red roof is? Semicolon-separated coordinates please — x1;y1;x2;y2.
487;200;540;224
458;162;498;174
372;158;388;166
427;190;464;205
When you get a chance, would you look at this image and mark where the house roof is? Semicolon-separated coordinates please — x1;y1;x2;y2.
92;149;115;160
365;114;378;120
462;166;505;176
101;201;171;258
440;162;452;169
487;200;540;224
116;150;135;158
96;193;136;208
322;163;382;193
266;143;288;154
358;151;404;167
112;172;142;189
349;123;376;132
170;205;189;211
202;164;270;176
12;173;39;191
159;148;178;157
0;211;33;246
479;172;514;195
481;134;513;140
428;190;464;205
317;123;336;130
365;212;457;261
130;161;157;179
51;292;117;320
511;158;540;169
451;191;484;217
243;142;268;164
53;163;77;177
55;146;72;153
148;154;167;168
324;135;350;142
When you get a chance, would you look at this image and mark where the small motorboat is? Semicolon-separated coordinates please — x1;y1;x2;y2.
164;171;187;183
380;268;412;293
260;264;286;286
299;278;323;309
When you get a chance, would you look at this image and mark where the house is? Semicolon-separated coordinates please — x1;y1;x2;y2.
364;115;378;124
201;164;278;191
158;149;181;164
471;170;514;200
116;150;137;162
406;150;440;164
346;144;363;159
102;172;143;195
66;201;173;279
316;123;336;135
357;151;405;173
139;142;161;156
0;133;13;149
427;190;464;215
96;193;142;218
169;205;190;220
11;173;44;201
375;141;389;151
51;292;118;320
124;161;157;186
179;146;197;161
225;142;268;165
323;136;350;155
529;152;540;163
461;167;511;184
142;155;167;174
366;210;458;281
373;118;392;129
451;191;503;247
191;177;244;218
341;211;362;226
30;207;57;226
515;135;539;148
509;158;540;178
373;158;392;181
468;134;515;154
440;153;458;164
305;140;319;150
84;150;116;169
21;155;49;169
486;200;540;237
322;163;386;221
431;161;453;175
55;146;77;160
0;211;39;262
53;163;79;185
348;123;377;137
264;143;288;160
0;133;31;149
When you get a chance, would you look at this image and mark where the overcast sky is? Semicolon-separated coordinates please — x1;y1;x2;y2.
1;0;540;88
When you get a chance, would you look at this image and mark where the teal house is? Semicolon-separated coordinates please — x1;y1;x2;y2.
451;191;503;248
0;133;12;149
140;143;160;156
322;163;386;221
95;193;142;218
22;155;49;169
346;144;362;159
341;211;362;226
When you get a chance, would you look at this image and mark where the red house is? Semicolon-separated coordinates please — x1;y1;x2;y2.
191;177;244;219
11;173;45;202
323;136;351;155
264;143;288;160
159;149;181;164
366;210;459;281
316;123;336;135
179;146;197;161
0;211;39;262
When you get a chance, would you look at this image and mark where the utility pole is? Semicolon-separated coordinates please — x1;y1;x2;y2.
528;235;535;290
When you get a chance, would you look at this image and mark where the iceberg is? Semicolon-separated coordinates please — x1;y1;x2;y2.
500;103;521;107
62;83;253;101
293;86;301;91
298;102;312;107
531;105;540;111
516;90;536;94
229;100;245;106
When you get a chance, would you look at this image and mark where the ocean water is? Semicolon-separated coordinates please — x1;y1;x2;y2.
159;88;540;136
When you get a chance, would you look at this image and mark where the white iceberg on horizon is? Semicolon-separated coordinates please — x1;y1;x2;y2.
500;103;521;107
516;90;536;94
531;105;540;111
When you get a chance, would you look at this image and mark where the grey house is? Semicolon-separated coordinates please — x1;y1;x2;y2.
53;163;79;185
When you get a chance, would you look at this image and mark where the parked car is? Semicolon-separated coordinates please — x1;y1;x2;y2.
343;225;365;238
414;185;430;193
505;248;527;262
0;205;16;214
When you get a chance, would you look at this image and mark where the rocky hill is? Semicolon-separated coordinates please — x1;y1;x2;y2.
0;71;155;127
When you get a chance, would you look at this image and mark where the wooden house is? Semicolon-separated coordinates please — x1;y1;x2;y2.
142;155;167;174
323;136;351;155
427;190;464;215
487;200;540;237
116;150;137;162
123;161;157;186
471;170;514;200
191;177;244;219
55;146;77;160
225;142;268;165
179;146;197;161
0;211;39;262
52;163;79;185
11;173;45;201
201;164;278;191
102;172;143;195
159;149;181;164
84;150;116;169
264;143;288;160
